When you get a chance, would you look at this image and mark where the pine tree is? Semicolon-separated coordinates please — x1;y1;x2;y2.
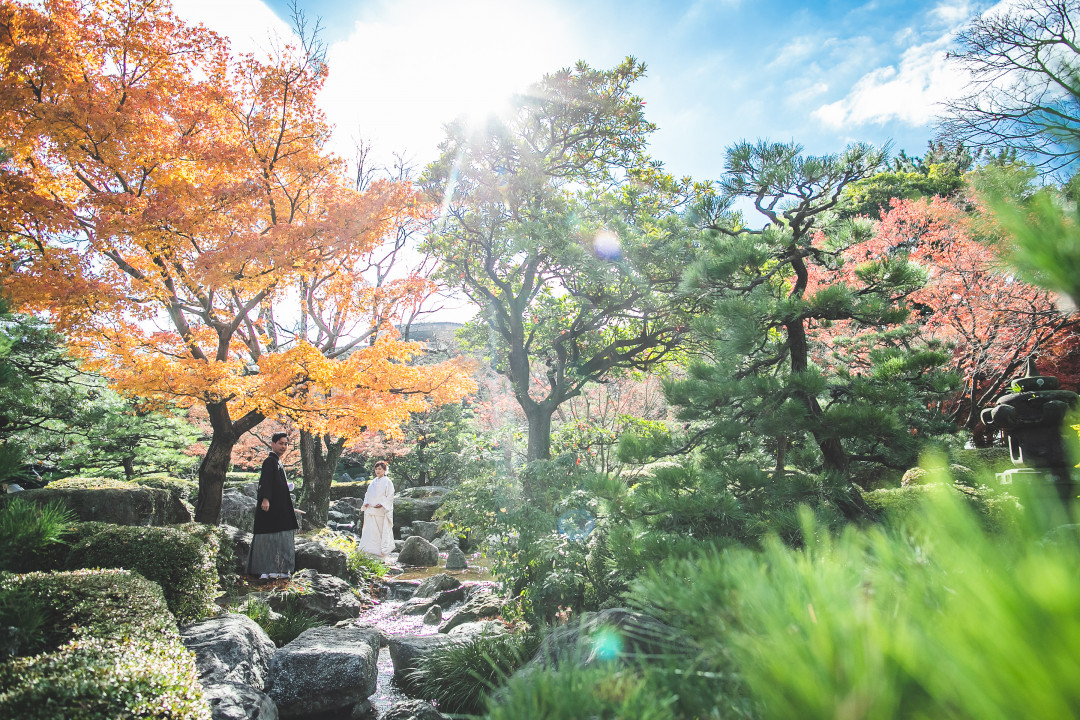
668;142;958;517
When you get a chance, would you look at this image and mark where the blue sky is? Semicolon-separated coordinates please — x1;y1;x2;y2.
173;0;1002;180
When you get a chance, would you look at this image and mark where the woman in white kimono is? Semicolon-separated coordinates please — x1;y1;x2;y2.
359;460;395;559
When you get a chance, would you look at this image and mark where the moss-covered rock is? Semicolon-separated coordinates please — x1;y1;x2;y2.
65;524;218;623
3;479;191;525
329;481;370;500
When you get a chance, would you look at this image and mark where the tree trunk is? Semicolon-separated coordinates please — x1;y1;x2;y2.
195;432;237;524
194;401;264;525
525;405;554;461
298;430;345;529
122;456;135;483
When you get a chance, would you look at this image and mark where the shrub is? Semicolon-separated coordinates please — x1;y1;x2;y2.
65;525;218;623
235;594;321;647
0;636;209;720
407;629;541;715
0;568;176;654
0;568;209;720
0;497;75;573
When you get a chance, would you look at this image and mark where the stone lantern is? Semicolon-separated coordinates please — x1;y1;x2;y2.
980;358;1079;502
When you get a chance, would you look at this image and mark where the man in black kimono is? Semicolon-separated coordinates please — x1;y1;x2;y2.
246;432;299;579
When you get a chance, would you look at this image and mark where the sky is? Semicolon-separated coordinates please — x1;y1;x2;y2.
169;0;1005;181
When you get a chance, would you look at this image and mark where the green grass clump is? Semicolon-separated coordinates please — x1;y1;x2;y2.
486;664;676;720
322;533;388;584
407;629;541;715
0;497;75;573
235;594;322;647
65;524;218;624
0;568;209;720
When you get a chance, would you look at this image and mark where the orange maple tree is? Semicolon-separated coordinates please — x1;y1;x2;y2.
0;0;473;523
808;196;1078;435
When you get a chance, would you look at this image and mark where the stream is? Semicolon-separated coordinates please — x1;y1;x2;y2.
357;555;497;716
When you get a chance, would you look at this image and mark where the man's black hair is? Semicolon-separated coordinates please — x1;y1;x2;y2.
271;432;288;444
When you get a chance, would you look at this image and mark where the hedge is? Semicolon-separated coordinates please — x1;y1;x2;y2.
65;524;218;623
0;569;209;720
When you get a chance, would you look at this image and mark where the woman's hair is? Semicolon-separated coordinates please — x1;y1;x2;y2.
271;432;288;443
373;460;388;471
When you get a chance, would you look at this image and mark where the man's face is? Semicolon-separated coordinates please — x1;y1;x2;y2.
272;437;289;456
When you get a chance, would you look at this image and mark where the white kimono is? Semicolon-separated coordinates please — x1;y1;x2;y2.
359;474;395;558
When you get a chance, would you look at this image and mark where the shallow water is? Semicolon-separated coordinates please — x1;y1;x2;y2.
360;552;498;716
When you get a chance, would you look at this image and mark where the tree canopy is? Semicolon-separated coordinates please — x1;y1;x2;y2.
423;58;699;460
0;0;472;522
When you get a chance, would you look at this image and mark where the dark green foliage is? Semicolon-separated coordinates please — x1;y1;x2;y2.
65;524;218;623
0;497;75;573
0;569;209;720
439;458;614;620
235;594;321;647
665;141;957;516
407;629;541;715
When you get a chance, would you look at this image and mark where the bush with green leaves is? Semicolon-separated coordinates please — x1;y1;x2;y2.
234;593;322;647
407;629;541;715
0;497;75;573
0;568;209;720
65;524;218;624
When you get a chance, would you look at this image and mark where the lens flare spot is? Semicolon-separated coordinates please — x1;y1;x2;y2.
592;628;623;661
593;230;621;260
557;509;595;540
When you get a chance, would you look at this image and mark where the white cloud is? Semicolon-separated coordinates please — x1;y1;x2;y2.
170;0;296;56
319;0;579;165
812;27;971;129
927;0;974;28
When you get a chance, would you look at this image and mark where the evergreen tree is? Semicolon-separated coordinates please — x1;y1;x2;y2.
667;142;957;517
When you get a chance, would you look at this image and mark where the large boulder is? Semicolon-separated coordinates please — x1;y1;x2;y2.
432;534;460;553
293;539;349;581
267;569;364;622
397;536;439;567
382;699;449;720
180;613;277;690
439;588;505;634
202;680;278;720
392;486;451;530
329;498;362;519
266;626;380;719
220;489;256;533
2;486;190;526
414;573;461;599
410;521;438;542
218;525;252;575
444;546;468;571
387;634;456;693
447;620;507;639
383;580;420;601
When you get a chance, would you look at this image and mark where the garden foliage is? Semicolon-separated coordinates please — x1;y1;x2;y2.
65;524;219;623
0;569;208;720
